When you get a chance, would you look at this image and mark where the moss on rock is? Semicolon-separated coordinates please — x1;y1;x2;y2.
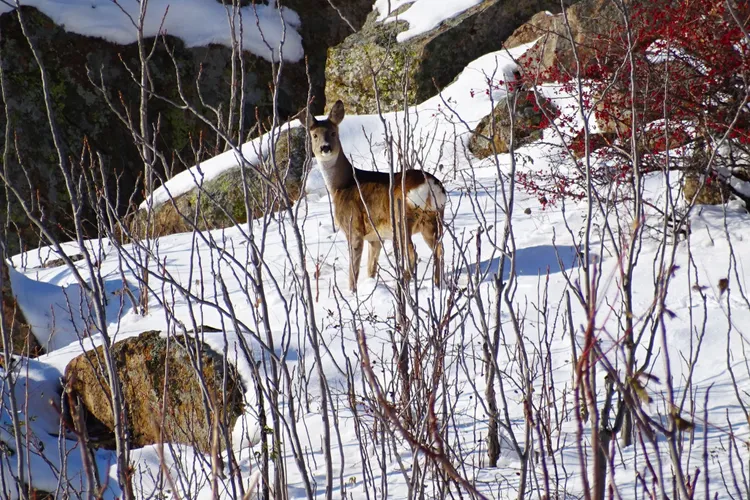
65;330;244;453
133;126;309;237
469;90;556;158
325;0;567;114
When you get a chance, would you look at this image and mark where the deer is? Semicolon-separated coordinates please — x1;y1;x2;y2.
300;100;447;292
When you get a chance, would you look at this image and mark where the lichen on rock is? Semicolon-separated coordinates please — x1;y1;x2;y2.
469;90;556;158
65;330;244;453
132;126;309;237
325;0;566;114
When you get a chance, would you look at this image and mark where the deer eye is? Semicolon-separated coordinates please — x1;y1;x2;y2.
313;133;318;139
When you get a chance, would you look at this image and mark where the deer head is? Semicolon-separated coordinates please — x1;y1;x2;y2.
299;101;353;191
300;100;345;163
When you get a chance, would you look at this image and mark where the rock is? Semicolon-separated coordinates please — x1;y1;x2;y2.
0;260;43;357
0;7;293;251
468;90;556;158
569;129;618;158
504;11;561;49
641;124;692;154
509;1;666;140
40;253;84;269
683;146;731;205
683;174;731;205
509;0;622;81
326;0;566;115
65;330;244;452
0;1;371;253
273;126;309;188
593;101;630;136
133;126;308;237
569;121;693;159
282;0;372;114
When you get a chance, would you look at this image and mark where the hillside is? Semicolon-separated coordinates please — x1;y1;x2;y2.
1;1;750;499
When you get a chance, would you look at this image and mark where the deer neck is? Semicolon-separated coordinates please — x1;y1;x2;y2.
317;149;354;192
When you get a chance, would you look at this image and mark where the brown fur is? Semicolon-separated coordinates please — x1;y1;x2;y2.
301;101;446;292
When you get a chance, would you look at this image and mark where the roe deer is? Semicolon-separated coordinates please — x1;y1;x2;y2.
300;100;447;292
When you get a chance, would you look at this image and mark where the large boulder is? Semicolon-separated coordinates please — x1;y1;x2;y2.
282;0;372;114
469;90;556;158
134;126;308;237
505;0;622;80
0;2;371;253
65;330;244;452
0;260;43;357
683;174;731;205
326;0;567;115
0;7;299;252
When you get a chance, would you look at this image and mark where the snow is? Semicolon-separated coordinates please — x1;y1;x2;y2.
144;43;526;211
0;0;303;62
6;260;135;352
3;40;750;500
139;136;267;209
373;0;484;42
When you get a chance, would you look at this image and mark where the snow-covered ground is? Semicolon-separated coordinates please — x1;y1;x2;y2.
3;41;750;499
373;0;484;42
0;0;303;62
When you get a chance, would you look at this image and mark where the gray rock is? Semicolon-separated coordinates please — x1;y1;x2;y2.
325;0;567;115
469;90;556;158
1;260;43;357
65;330;244;452
134;126;308;237
0;2;371;252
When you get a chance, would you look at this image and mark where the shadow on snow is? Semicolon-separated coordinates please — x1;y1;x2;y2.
466;244;581;282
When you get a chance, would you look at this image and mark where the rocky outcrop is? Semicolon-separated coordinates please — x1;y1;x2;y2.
0;7;295;251
0;260;43;357
682;145;732;206
0;2;371;253
65;330;244;452
326;0;567;115
469;90;556;158
283;0;372;114
135;126;308;237
506;0;621;80
683;174;731;205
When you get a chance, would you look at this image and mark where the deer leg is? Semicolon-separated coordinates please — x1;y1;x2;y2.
394;201;417;283
406;239;417;278
421;214;444;288
348;234;364;292
367;240;382;279
396;222;416;283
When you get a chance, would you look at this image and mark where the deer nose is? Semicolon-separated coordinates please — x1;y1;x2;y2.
321;144;332;154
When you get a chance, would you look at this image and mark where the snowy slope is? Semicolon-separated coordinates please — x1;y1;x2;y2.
143;43;524;209
3;40;750;499
0;0;303;62
373;0;484;42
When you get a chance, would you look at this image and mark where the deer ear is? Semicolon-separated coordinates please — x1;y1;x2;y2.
298;107;316;129
328;100;345;125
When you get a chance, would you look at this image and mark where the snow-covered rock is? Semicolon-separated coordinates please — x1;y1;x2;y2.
326;0;564;114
